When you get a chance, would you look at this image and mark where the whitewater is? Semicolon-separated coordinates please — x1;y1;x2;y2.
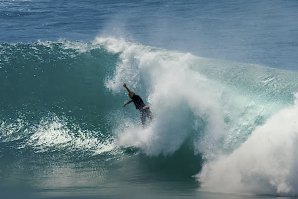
98;37;298;195
1;36;298;198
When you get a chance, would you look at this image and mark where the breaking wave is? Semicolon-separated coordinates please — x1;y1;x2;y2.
1;37;298;195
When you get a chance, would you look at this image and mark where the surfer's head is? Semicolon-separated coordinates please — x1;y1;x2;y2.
128;91;135;98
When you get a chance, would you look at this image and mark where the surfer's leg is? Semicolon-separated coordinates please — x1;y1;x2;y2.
147;109;153;121
141;109;152;126
141;111;146;126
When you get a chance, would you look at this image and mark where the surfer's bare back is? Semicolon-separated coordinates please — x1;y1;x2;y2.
123;83;152;126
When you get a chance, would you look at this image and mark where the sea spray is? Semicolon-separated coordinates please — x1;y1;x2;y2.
98;37;226;156
198;93;298;195
96;37;298;195
97;37;297;157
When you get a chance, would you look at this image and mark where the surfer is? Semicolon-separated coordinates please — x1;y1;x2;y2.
123;83;152;126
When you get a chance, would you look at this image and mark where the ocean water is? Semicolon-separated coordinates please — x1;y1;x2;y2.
1;1;298;199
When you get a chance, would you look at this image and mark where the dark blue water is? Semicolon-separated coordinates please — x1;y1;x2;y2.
1;1;298;199
1;0;298;69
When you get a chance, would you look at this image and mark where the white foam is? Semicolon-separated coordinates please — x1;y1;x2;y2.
28;119;73;151
96;37;227;156
96;36;298;195
27;116;116;155
198;93;298;195
36;40;99;54
0;118;27;142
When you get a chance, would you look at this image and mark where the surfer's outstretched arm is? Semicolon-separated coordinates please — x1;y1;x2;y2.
123;99;133;107
123;83;133;95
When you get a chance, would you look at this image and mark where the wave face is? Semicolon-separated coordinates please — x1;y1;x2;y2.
0;41;119;158
1;37;298;196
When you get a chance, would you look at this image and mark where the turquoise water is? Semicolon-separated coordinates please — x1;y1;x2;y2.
1;1;298;199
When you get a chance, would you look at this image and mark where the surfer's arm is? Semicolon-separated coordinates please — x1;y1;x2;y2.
123;83;132;93
123;99;133;107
